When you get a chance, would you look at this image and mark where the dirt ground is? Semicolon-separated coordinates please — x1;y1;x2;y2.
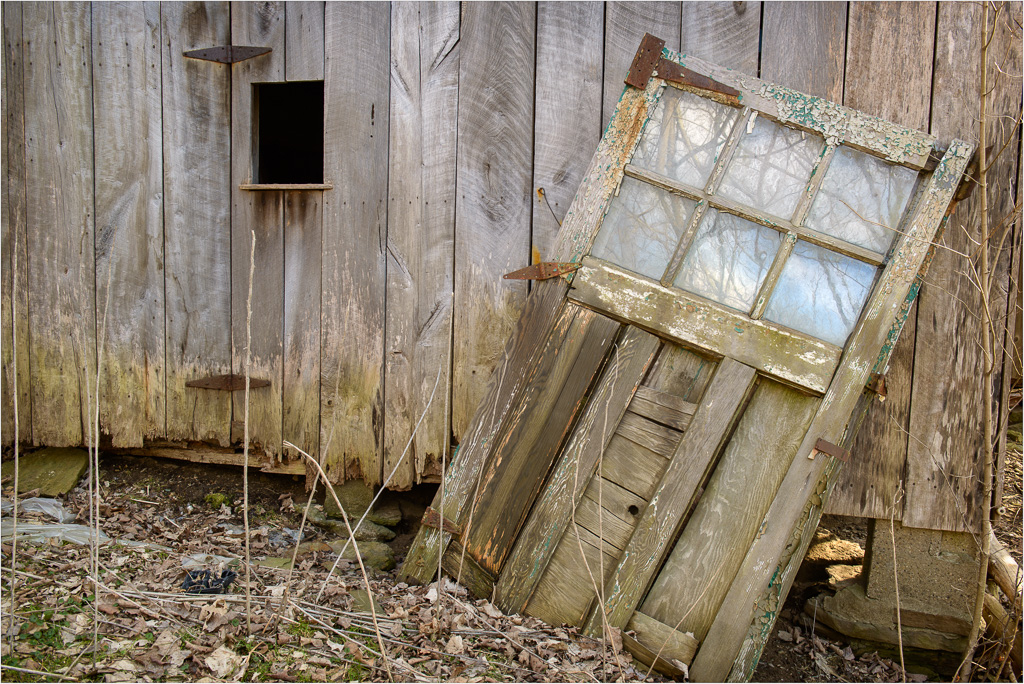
1;436;1021;682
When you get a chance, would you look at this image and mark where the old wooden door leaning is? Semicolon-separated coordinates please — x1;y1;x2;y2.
401;35;971;682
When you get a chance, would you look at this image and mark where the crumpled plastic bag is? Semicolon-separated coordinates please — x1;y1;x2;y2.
1;520;109;545
3;497;77;523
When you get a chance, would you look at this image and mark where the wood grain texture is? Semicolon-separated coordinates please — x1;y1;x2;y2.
591;359;758;635
282;192;322;461
628;386;697;431
532;2;604;262
442;541;496;600
760;2;846;101
400;281;571;585
599;433;671;501
319;1;390;483
24;2;95;446
284;1;323;81
642;380;816;641
231;2;286;457
452;1;536;441
93;2;165;447
642;342;716;402
679;1;761;74
903;1;1020;532
692;141;973;683
628;611;698;667
2;3;31;445
615;411;681;458
526;522;619;628
571;258;843;393
384;1;460;489
576;476;649;551
463;309;620;574
826;2;937;520
280;1;324;464
162;1;232;446
602;2;680;130
494;325;659;612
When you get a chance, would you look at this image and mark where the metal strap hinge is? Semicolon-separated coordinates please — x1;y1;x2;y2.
625;33;741;102
183;46;272;64
810;438;850;463
421;507;463;537
186;374;271;391
503;262;581;281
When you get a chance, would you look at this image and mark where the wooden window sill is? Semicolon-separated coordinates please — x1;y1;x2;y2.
239;183;333;191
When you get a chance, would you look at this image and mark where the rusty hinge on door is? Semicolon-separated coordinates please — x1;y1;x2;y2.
625;33;741;102
183;46;272;64
810;438;850;462
421;507;463;537
503;262;581;281
186;374;271;391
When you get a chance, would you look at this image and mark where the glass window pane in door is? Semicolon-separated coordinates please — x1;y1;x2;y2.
716;116;824;219
805;145;918;254
631;87;740;188
763;241;876;346
674;209;782;311
591;177;697;280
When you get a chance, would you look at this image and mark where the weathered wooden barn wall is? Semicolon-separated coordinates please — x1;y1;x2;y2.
1;2;1020;533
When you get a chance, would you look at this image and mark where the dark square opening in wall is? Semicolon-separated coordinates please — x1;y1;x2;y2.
254;81;324;184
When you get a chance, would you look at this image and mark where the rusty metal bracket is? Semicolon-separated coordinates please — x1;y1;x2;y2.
625;33;666;88
810;438;850;463
503;262;581;281
866;372;887;399
624;33;741;103
655;60;741;101
422;507;463;537
186;374;271;391
183;46;272;64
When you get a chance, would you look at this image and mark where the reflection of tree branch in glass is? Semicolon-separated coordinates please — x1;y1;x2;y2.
632;88;739;188
716;116;824;220
675;210;780;312
805;145;918;253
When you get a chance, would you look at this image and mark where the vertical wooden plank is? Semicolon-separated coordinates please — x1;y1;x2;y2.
24;2;95;446
281;1;324;465
679;2;761;73
384;1;460;489
904;1;1020;531
531;2;604;262
231;2;286;456
760;2;846;101
163;1;232;446
282;192;322;460
93;2;165;447
451;1;536;440
285;1;324;82
320;2;390;484
827;1;937;520
2;3;31;445
602;2;679;129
